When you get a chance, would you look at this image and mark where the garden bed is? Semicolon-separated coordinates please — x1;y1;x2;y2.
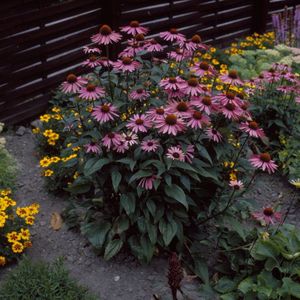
2;130;299;300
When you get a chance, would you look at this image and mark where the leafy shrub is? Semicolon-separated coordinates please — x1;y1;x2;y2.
0;189;39;266
34;23;275;262
0;257;97;300
207;224;300;299
0;123;17;189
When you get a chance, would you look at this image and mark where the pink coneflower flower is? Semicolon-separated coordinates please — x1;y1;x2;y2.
240;121;265;139
99;56;113;68
126;114;151;133
122;132;138;147
159;76;186;91
141;139;160;152
262;69;281;82
119;43;145;57
79;84;105;100
252;207;282;225
205;128;222;143
191;61;215;78
276;85;292;94
283;72;298;83
166;87;186;100
240;101;252;120
83;46;101;54
182;78;204;96
155;113;185;135
120;20;148;36
229;180;244;190
113;56;141;73
129;88;150;101
166;100;192;118
91;24;122;45
138;175;156;190
220;70;243;86
145;39;164;52
168;47;191;62
221;103;243;120
296;96;300;104
249;153;278;174
166;146;185;161
213;91;242;106
181;34;208;51
81;55;101;68
60;74;87;94
102;132;122;150
114;140;129;153
84;142;101;154
191;95;216;115
186;111;210;129
92;103;118;123
182;144;195;163
160;28;186;42
146;106;166;121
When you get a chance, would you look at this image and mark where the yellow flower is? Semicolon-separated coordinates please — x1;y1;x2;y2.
49;133;59;140
0;256;6;266
40;114;51;122
216;85;223;91
229;170;237;181
170;62;176;68
261;232;270;241
67;143;72;148
289;179;300;189
50;156;60;163
48;139;56;146
209;47;216;53
52;107;61;113
212;59;219;65
44;169;54;177
12;242;24;253
16;207;28;218
43;129;53;137
0;189;11;196
32;128;40;134
72;146;80;152
19;228;30;241
40;157;51;168
25;216;35;225
73;172;79;179
202;53;212;60
7;231;21;243
52;114;62;120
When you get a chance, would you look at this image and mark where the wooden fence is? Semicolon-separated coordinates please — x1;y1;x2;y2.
0;0;298;124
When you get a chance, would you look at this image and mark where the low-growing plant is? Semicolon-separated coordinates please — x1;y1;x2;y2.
0;189;39;266
0;257;97;300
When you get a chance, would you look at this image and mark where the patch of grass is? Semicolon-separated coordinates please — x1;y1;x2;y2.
0;257;98;300
0;147;17;189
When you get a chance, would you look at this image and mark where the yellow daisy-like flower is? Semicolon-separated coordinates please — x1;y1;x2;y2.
72;146;80;152
40;157;51;168
49;133;59;140
212;59;219;65
52;107;61;113
50;156;60;163
73;171;79;180
0;256;6;266
289;179;300;189
44;169;54;177
7;231;21;243
216;85;223;91
16;207;28;218
0;189;11;196
52;114;63;120
209;47;216;53
27;203;40;215
48;139;56;146
32;128;40;134
12;242;24;253
25;216;35;225
19;228;30;241
40;114;51;122
229;170;238;181
43;129;53;137
261;232;270;241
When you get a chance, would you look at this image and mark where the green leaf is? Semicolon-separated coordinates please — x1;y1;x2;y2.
194;259;209;284
146;223;157;244
117;158;136;171
129;170;153;184
146;199;156;217
280;277;300;298
159;219;177;246
111;169;121;192
104;239;123;260
164;184;188;209
120;194;135;215
215;277;236;293
238;277;254;294
65;178;91;194
140;236;155;263
81;221;111;248
84;158;111;176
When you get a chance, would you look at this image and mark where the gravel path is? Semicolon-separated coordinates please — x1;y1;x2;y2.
3;132;203;300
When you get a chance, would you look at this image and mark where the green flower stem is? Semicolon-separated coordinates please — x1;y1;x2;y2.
232;135;249;166
105;45;114;100
126;71;129;102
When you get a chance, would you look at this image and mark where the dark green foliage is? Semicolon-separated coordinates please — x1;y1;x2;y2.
0;257;97;300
